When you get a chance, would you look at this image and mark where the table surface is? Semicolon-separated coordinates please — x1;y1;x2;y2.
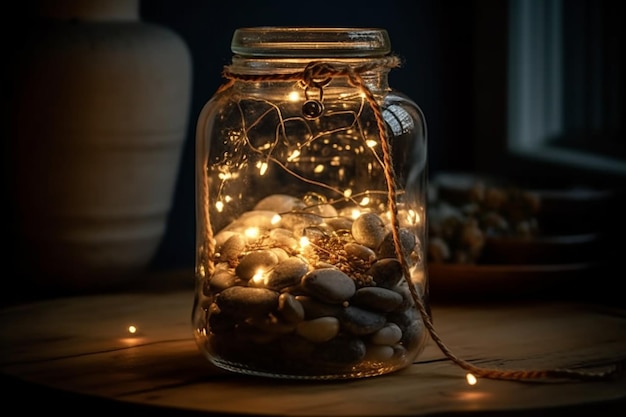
1;271;625;417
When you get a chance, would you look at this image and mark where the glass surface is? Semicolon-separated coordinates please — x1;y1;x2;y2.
193;27;428;380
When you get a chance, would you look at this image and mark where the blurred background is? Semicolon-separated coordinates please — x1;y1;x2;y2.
4;0;625;304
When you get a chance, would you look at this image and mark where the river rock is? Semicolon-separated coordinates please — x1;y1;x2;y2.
352;212;387;249
301;268;356;304
235;249;280;281
215;286;279;317
352;287;404;312
339;306;387;335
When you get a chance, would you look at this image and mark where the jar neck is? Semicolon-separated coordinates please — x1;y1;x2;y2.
227;56;392;92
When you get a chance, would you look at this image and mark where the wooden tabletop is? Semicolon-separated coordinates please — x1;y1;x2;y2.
1;273;625;416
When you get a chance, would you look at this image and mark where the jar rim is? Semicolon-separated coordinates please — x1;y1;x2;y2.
231;27;391;58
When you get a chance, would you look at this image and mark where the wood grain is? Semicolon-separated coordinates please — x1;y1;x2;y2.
1;288;625;416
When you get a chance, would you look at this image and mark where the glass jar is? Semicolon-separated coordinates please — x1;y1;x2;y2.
193;27;429;380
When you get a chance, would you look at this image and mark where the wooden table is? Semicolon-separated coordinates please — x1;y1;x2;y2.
1;272;625;416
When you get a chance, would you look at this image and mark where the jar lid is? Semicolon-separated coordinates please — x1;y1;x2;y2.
231;27;391;58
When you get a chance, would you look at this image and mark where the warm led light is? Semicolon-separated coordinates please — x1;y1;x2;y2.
128;325;137;334
244;227;260;239
258;161;268;175
288;91;300;101
299;236;310;248
314;164;324;173
466;373;477;385
350;209;361;219
252;269;265;285
287;150;301;161
271;214;281;225
216;201;224;212
366;139;377;148
359;197;370;206
344;189;352;198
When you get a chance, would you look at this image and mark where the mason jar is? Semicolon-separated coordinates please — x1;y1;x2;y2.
193;27;429;379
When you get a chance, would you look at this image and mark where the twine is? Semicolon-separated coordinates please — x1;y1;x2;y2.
207;57;622;382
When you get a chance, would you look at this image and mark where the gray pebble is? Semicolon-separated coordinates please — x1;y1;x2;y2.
352;212;387;249
344;242;377;263
235;249;279;281
352;287;404;312
266;256;309;291
368;258;404;288
254;194;305;212
339;306;387;335
277;293;305;324
215;286;279;317
301;268;356;304
312;335;366;364
295;295;342;319
377;228;417;260
296;317;340;343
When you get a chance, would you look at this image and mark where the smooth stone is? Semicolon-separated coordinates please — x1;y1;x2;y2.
207;308;238;334
266;256;309;291
270;247;290;262
235;249;280;281
352;287;404;312
368;258;404;288
219;233;246;262
296;316;340;343
392;281;419;312
269;228;299;251
364;344;395;362
248;315;296;334
325;216;353;231
214;230;239;250
277;292;305;324
351;212;387;249
254;194;305;213
369;322;403;345
339;306;387;335
279;212;324;232
344;242;377;263
206;269;239;292
304;203;338;217
301;268;356;304
295;295;342;319
230;210;281;229
312;335;366;364
215;286;279;317
377;228;417;260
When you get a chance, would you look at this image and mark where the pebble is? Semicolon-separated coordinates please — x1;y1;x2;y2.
352;212;388;249
296;317;340;343
363;344;395;362
339;306;387;335
215;286;279;317
344;242;377;263
254;194;305;212
301;268;356;304
295;295;343;319
206;269;239;292
235;249;280;281
351;287;404;312
367;258;404;288
312;335;366;364
377;228;417;260
219;233;246;262
369;323;403;345
277;293;305;324
266;256;309;291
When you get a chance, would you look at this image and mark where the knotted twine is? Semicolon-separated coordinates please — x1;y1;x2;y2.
209;56;622;382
